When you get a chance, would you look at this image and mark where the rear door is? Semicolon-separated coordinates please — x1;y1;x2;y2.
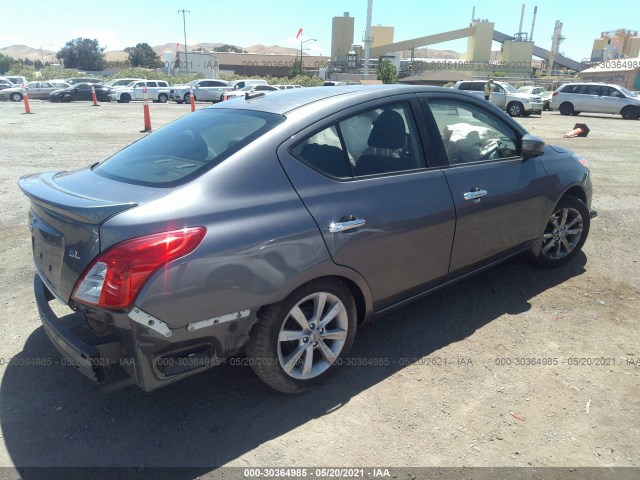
420;94;548;276
277;97;456;309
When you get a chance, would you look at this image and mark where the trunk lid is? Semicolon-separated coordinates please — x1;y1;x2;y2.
19;169;170;301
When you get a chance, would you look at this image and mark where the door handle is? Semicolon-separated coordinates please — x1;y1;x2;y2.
329;218;366;233
463;189;488;201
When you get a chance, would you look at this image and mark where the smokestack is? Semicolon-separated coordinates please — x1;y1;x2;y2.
518;3;525;36
364;0;373;76
530;6;537;42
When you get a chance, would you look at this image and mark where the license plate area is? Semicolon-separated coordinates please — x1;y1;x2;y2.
31;215;65;294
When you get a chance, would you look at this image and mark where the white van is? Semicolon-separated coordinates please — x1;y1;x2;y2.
230;79;268;90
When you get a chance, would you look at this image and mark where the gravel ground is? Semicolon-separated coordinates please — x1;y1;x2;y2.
0;99;638;479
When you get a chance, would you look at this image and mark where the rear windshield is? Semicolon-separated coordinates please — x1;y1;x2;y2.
94;109;284;187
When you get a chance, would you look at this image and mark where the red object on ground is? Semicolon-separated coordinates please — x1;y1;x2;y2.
141;86;152;132
562;123;590;138
190;85;196;112
222;91;228;101
22;85;33;114
91;85;99;107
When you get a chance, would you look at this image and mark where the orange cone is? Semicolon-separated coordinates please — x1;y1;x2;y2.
562;123;590;138
222;91;228;101
189;85;196;112
91;84;99;107
22;85;33;114
140;86;152;132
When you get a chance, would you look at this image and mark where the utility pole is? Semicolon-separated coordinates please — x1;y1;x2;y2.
178;9;191;73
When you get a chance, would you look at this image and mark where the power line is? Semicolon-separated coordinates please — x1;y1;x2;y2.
178;9;191;74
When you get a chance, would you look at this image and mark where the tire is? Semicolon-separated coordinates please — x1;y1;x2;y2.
543;102;550;111
183;93;191;104
532;195;590;268
176;100;183;104
10;92;22;102
158;93;168;103
559;103;574;116
62;94;71;103
121;93;130;103
246;278;357;394
621;106;639;120
571;111;581;116
507;102;524;117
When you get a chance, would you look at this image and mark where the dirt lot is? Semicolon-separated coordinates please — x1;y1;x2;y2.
0;98;638;479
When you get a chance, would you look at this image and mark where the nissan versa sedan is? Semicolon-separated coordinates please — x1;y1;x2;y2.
20;85;594;394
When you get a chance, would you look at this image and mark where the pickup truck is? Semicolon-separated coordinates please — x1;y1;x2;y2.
169;79;232;104
452;80;543;117
108;80;171;103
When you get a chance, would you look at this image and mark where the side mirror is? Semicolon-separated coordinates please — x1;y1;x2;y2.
521;134;545;158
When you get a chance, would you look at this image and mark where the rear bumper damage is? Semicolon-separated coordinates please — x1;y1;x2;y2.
33;274;256;391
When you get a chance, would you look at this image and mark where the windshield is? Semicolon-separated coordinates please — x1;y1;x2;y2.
185;80;199;87
618;87;635;97
239;86;254;91
94;109;285;187
500;82;517;93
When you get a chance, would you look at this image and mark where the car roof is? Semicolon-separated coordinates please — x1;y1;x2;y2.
209;84;446;115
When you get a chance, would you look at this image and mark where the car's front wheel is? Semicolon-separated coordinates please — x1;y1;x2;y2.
507;102;524;117
246;278;357;394
120;93;130;103
532;195;590;268
621;106;639;120
10;92;23;102
158;93;168;103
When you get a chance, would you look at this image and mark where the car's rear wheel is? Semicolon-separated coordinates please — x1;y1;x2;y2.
507;102;524;117
559;103;574;115
246;278;357;394
571;111;581;116
621;106;639;120
120;93;130;103
158;93;168;103
62;94;71;103
10;92;23;102
183;93;192;103
532;195;590;268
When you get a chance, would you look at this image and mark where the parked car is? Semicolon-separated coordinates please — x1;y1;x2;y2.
0;81;71;101
65;77;103;85
49;83;111;102
20;85;593;394
4;75;28;86
453;80;543;117
104;78;144;89
230;79;268;90
0;78;15;90
273;84;303;90
108;80;171;103
550;82;640;119
223;84;280;100
169;79;232;104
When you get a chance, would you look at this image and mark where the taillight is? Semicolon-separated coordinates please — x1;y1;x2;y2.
552;92;558;96
72;227;206;309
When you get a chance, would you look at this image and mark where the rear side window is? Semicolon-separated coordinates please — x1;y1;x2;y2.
94;110;284;187
291;126;352;179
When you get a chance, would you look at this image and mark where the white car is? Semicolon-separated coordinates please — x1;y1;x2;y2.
169;79;232;104
223;84;280;100
550;82;640;119
109;80;171;103
104;78;144;89
453;80;544;117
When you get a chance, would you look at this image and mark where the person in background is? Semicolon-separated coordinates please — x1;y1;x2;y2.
484;79;494;100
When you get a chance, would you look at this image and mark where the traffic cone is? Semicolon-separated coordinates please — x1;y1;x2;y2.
22;85;33;115
91;84;99;107
140;86;152;133
189;85;196;112
222;91;228;101
562;123;590;138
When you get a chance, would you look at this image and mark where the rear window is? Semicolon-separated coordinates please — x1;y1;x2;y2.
94;109;284;187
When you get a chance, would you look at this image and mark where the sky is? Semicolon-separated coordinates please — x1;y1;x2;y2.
0;0;637;61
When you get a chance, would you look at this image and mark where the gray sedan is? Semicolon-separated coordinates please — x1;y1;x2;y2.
19;85;593;393
0;81;70;101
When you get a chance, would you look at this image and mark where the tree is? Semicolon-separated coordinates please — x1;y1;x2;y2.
213;44;246;53
57;38;107;71
125;43;163;68
34;59;44;70
288;59;305;78
0;53;14;74
377;58;398;84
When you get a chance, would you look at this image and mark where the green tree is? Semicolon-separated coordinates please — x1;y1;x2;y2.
57;38;107;71
34;59;44;70
213;44;246;53
377;58;398;84
288;59;305;78
0;53;15;74
125;43;163;68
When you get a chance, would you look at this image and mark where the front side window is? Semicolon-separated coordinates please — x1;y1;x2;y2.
95;110;284;186
427;99;519;165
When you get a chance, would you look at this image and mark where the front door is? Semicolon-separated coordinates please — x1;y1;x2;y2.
422;95;548;276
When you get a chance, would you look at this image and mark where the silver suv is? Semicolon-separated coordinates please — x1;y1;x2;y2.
453;80;543;117
551;82;640;119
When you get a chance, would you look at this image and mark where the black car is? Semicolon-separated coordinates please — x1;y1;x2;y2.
49;83;111;102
